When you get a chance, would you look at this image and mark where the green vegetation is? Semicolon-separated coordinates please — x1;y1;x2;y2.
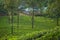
0;15;60;40
0;0;60;40
36;27;60;40
18;27;60;40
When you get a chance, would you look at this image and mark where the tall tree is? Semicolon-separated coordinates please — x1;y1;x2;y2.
47;0;60;26
3;0;21;34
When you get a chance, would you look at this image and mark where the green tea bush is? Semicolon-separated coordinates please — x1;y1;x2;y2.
18;27;60;40
18;31;47;40
36;27;60;40
2;27;60;40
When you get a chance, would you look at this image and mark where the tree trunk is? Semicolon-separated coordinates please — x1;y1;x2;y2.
11;11;14;35
56;14;59;26
8;11;12;24
32;9;34;29
32;1;34;29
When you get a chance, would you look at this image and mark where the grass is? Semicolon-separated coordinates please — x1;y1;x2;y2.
0;15;60;40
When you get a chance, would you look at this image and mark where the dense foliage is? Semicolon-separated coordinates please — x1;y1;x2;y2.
17;27;60;40
0;0;60;40
1;26;60;40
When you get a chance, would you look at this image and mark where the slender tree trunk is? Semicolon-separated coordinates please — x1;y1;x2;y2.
56;13;59;26
17;12;19;27
8;11;14;34
32;9;34;28
17;12;19;33
11;11;14;35
32;1;34;29
8;12;11;24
